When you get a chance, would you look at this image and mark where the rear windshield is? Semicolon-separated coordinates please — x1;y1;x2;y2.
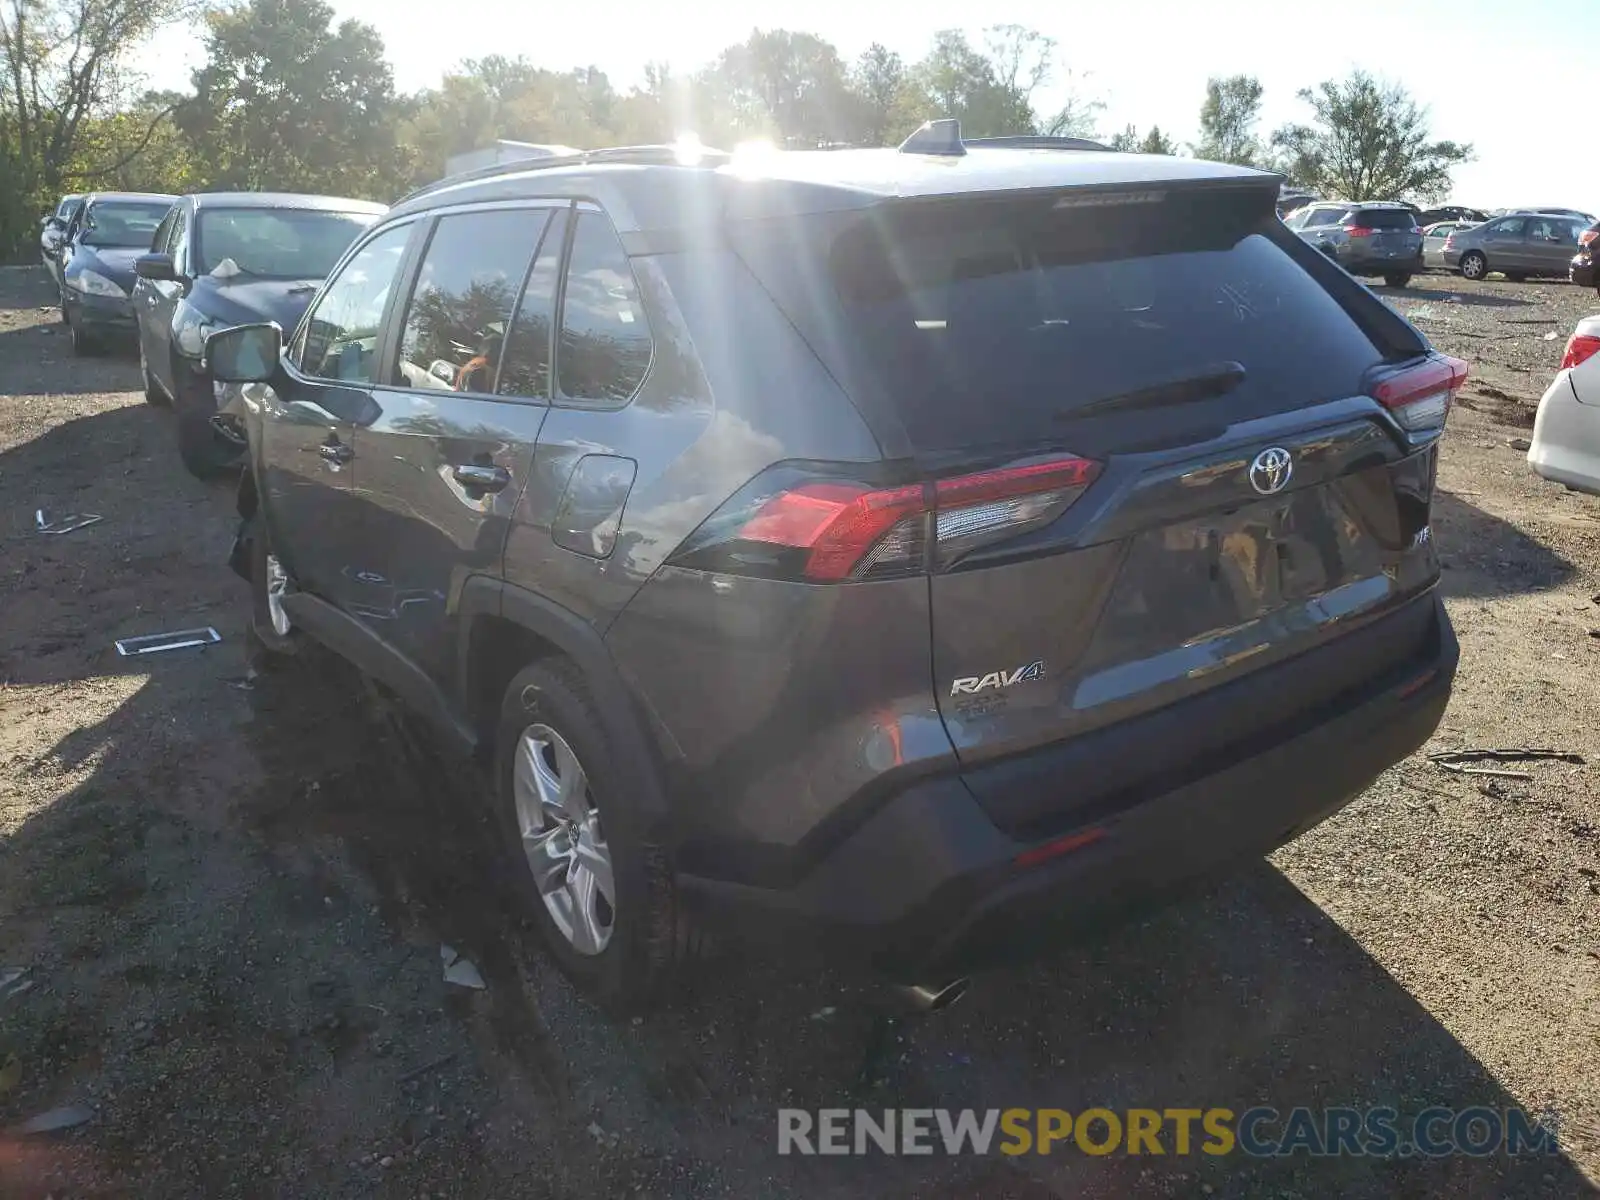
760;189;1386;451
1350;209;1417;229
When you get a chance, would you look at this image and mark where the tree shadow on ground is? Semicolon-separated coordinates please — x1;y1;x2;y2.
1389;285;1535;309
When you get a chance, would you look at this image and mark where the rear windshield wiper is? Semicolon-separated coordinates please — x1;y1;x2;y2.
1064;362;1247;419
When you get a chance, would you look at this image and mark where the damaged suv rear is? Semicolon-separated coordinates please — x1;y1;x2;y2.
215;124;1462;1009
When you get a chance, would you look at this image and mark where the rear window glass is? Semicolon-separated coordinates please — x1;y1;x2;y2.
1350;209;1417;229
810;192;1384;451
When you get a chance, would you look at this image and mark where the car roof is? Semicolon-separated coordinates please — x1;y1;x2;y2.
187;192;387;213
389;146;1278;236
84;192;177;205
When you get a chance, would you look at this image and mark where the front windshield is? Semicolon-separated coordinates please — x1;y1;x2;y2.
82;202;171;247
196;208;379;279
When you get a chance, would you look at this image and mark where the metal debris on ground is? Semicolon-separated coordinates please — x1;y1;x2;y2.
114;627;222;657
35;509;102;535
14;1104;94;1135
1428;747;1583;781
0;966;32;1003
1507;437;1532;451
399;1052;455;1084
439;945;485;990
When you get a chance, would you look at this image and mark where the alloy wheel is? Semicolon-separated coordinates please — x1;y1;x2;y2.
512;723;616;956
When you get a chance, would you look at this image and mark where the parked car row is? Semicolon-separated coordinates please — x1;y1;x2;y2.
39;187;386;478
1280;196;1597;292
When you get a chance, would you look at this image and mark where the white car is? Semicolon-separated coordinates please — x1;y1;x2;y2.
1528;315;1600;491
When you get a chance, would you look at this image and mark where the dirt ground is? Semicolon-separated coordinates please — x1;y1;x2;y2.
1;262;1599;1199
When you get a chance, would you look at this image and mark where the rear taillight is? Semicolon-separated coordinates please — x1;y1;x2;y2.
668;456;1102;583
1345;226;1375;237
1562;334;1600;371
1367;353;1469;436
1580;228;1598;247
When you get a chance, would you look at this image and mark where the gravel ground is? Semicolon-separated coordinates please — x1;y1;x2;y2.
1;263;1598;1199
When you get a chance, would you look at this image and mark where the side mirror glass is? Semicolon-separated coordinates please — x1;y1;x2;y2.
135;253;177;282
203;323;282;383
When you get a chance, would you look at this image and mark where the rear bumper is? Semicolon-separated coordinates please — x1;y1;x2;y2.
681;592;1457;979
1571;258;1596;288
1343;251;1425;275
1529;370;1600;492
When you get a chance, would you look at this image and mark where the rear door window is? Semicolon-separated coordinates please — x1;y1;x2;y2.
1490;217;1527;238
1305;207;1346;227
496;210;568;401
805;191;1387;452
392;207;548;394
555;212;652;408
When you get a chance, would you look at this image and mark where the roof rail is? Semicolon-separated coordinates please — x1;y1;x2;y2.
897;119;1111;157
965;135;1111;153
398;142;732;205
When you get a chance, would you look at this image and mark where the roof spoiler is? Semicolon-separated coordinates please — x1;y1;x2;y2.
898;119;1111;157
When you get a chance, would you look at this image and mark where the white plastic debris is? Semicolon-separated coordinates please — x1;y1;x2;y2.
1544;331;1560;340
35;509;102;535
440;945;485;990
209;257;242;279
0;966;31;1003
16;1104;93;1135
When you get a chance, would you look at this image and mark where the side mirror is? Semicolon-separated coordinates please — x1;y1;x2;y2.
135;253;177;282
203;322;282;383
42;229;63;254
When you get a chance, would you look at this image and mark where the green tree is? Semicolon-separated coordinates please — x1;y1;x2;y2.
848;43;909;145
0;0;189;258
1108;123;1138;151
179;0;404;196
1194;74;1264;165
1270;71;1472;201
1138;125;1176;155
703;29;851;147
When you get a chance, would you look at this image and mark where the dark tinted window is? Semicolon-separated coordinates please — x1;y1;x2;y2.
169;207;190;272
497;210;568;400
294;223;411;383
83;201;172;248
814;192;1384;452
1305;207;1346;227
1350;209;1416;229
556;212;652;407
197;208;378;278
393;208;547;394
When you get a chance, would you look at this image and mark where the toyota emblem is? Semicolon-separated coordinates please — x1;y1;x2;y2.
1248;447;1294;496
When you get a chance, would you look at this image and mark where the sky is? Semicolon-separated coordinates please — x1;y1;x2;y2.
133;0;1599;210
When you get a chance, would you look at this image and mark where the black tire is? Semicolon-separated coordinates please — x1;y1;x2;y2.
244;514;301;665
139;341;170;407
68;315;98;356
1383;273;1412;289
494;660;687;1013
1459;251;1488;281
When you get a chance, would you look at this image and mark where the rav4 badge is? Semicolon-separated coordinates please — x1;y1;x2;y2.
950;660;1046;697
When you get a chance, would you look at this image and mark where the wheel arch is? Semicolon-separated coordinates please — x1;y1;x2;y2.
458;577;675;832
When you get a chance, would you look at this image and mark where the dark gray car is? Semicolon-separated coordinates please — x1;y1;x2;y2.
1443;212;1589;280
202;127;1461;1010
1283;201;1426;287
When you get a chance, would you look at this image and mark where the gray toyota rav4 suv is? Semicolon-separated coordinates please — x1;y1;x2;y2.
203;122;1463;1011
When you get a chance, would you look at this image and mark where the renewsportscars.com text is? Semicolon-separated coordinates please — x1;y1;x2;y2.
777;1106;1560;1158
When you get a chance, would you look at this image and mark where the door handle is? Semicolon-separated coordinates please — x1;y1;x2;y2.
452;463;511;493
318;440;354;465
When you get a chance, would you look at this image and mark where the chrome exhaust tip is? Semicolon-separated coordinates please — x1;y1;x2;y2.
892;977;971;1013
